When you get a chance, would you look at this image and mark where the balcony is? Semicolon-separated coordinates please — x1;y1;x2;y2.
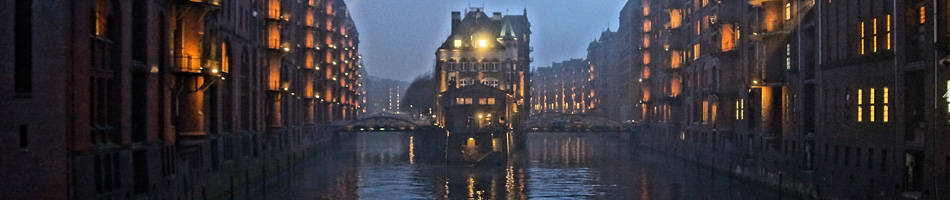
747;0;777;7
177;0;220;8
172;55;221;74
265;39;290;53
265;11;290;25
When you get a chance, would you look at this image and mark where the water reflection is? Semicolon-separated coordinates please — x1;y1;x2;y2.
251;132;796;199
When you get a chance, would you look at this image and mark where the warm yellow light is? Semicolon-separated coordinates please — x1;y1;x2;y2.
857;89;863;122
478;40;487;48
785;3;791;20
454;39;462;48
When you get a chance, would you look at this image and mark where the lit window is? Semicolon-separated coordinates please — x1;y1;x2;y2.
454;39;462;48
740;99;745;119
785;3;791;20
883;87;889;122
870;88;875;122
479;98;487;105
696;20;701;35
465;98;473;104
478;40;487;48
643;19;652;32
886;15;892;50
859;22;865;55
919;6;926;24
786;44;791;70
95;0;107;36
857;89;863;122
703;101;709;123
693;44;701;60
643;34;651;48
872;18;878;53
736;100;741;120
670;9;683;28
643;51;651;64
456;98;465;104
487;98;495;105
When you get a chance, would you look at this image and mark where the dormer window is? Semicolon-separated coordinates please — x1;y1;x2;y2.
478;39;487;48
454;39;462;48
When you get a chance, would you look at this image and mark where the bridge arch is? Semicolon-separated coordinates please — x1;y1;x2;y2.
525;112;630;132
334;112;430;132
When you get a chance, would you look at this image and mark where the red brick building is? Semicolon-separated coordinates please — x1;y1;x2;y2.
0;0;362;199
613;0;950;198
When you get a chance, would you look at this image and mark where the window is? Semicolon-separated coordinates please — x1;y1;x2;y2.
785;3;791;20
15;0;32;95
919;6;925;24
94;0;107;36
479;98;487;105
881;149;887;171
19;125;28;150
946;81;950;120
859;22;865;55
670;9;683;28
487;98;496;105
693;44;701;59
461;62;468;71
857;89;863;122
456;98;465;105
643;19;652;32
886;15;892;50
883;87;889;122
465;98;473;104
872;18;878;53
786;44;791;70
736;99;745;120
696;20;701;35
454;39;462;48
702;101;709;123
478;39;487;48
870;88;875;122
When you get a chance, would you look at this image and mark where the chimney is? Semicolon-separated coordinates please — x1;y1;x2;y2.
451;11;461;34
492;12;502;21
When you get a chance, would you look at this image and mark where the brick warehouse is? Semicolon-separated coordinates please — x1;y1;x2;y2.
0;0;362;199
610;0;950;199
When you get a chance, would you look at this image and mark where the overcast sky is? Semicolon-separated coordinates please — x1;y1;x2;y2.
344;0;628;81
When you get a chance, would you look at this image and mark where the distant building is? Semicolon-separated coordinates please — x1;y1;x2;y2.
362;76;409;115
531;59;590;115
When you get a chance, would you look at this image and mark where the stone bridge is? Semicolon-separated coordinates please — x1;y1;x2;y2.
332;112;437;132
523;112;631;132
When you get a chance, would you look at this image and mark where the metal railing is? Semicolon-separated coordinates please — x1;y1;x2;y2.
172;55;220;74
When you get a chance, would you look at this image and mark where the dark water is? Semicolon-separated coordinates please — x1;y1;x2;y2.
252;132;796;199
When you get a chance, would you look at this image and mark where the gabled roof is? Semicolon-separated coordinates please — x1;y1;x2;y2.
437;10;506;50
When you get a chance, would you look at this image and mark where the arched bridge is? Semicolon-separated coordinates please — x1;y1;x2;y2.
524;112;631;132
332;112;436;132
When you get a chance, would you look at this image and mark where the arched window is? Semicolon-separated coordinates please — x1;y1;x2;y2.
446;60;456;71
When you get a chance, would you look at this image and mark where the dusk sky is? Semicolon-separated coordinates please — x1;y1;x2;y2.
344;0;628;81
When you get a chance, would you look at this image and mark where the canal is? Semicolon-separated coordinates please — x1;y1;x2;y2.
249;132;798;199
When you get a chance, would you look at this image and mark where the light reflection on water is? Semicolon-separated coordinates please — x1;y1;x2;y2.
251;132;797;199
